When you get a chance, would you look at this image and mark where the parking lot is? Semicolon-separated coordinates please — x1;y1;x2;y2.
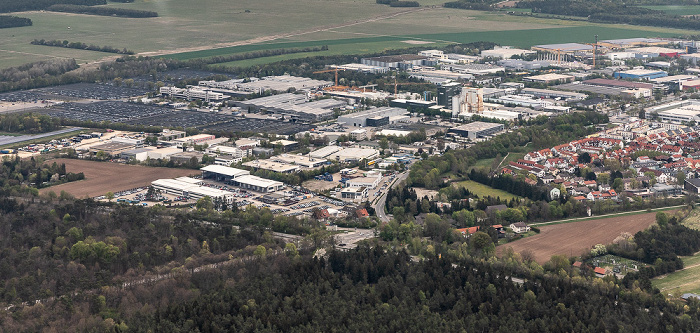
202;118;314;135
42;101;176;123
37;83;150;100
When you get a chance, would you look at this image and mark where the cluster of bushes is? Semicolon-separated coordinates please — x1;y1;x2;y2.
0;15;32;29
376;0;420;6
444;0;498;11
47;4;158;17
31;39;134;55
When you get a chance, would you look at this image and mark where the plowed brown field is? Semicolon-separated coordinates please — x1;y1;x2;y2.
498;211;674;264
39;159;197;198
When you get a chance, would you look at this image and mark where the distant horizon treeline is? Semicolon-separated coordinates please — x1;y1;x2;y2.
47;4;158;17
0;15;32;29
31;39;135;55
376;0;420;6
0;0;105;13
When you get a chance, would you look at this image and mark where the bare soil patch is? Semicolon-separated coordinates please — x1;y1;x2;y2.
498;211;673;264
39;159;197;198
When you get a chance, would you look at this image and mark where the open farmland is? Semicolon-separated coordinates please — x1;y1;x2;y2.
39;158;196;198
499;211;671;264
639;5;700;16
0;0;696;69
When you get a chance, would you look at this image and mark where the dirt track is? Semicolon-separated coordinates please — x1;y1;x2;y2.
498;211;672;264
39;159;197;198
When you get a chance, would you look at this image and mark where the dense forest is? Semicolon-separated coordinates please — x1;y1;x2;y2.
47;4;158;17
31;39;134;55
0;0;105;13
0;16;32;29
147;247;700;332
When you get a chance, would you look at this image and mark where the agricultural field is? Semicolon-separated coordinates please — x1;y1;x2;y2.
0;0;696;70
651;208;700;296
454;180;521;201
39;158;197;198
653;252;700;297
499;210;667;264
639;5;700;16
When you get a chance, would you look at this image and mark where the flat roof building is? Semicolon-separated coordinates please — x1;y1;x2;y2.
647;100;700;124
614;69;668;80
231;175;284;193
271;154;327;168
447;121;505;139
309;145;343;158
242;160;300;173
523;73;575;84
531;43;593;54
337;107;407;127
152;178;235;203
328;147;380;162
481;47;536;59
89;142;135;157
201;165;250;182
346;176;381;189
521;88;586;101
361;54;431;69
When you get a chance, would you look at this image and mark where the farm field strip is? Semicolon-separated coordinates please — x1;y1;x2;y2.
499;211;670;264
39;158;197;198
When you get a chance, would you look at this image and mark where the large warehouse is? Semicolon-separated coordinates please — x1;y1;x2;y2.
152;177;235;203
231;175;285;193
201;165;250;182
614;69;668;80
234;93;343;122
646;100;700;124
447;121;505;139
337;107;407;127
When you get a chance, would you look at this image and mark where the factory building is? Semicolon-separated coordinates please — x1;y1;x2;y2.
531;43;593;54
159;86;229;102
520;88;587;101
361;54;432;69
242;160;300;173
647;100;700;124
230;175;285;193
337;107;407;127
481;47;536;59
200;165;250;182
234;93;342;121
437;82;462;108
523;73;575;84
271;154;327;168
447;122;505;139
152;177;235;203
614;69;668;80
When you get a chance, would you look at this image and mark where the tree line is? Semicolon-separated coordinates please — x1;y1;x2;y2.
517;0;700;31
31;39;134;55
375;0;420;7
47;4;158;17
194;45;329;65
0;0;105;13
0;15;32;29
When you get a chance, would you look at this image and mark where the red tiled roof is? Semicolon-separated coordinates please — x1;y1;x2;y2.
594;267;606;275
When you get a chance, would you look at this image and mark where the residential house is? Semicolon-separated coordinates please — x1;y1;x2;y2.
509;222;531;234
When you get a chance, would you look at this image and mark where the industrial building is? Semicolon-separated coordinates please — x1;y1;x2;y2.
201;165;250;182
627;47;684;58
389;99;437;110
230;175;285;193
270;139;299;152
481;47;536;59
647;100;700;124
531;43;593;54
271;154;327;168
172;134;216;147
242;160;300;173
334;63;389;74
152;177;235;203
340;187;368;201
346;176;381;189
159;86;229;102
235;75;332;93
361;54;431;69
440;64;505;75
89;142;135;157
337;107;407;127
437;82;462;108
489;95;553;109
523;73;575;84
520;88;586;101
309;145;343;158
447;122;505;139
234;93;340;122
599;38;667;49
328;147;380;162
497;59;552;70
614;69;668;80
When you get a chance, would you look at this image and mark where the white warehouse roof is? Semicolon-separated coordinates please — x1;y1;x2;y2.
200;165;250;177
235;175;284;188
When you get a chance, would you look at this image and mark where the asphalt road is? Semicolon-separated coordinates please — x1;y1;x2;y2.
373;169;410;223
